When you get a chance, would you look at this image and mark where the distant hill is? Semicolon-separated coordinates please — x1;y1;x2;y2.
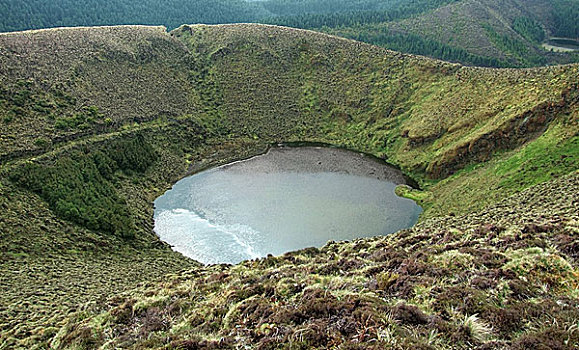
374;0;579;66
0;0;447;32
1;0;578;67
279;0;579;67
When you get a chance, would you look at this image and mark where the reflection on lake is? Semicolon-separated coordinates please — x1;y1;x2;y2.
154;147;422;264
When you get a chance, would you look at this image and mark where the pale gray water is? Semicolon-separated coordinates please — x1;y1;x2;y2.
154;147;421;264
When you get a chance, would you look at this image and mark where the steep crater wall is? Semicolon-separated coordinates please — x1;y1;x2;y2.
1;23;577;238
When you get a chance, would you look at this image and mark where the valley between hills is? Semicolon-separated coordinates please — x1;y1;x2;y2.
0;24;578;349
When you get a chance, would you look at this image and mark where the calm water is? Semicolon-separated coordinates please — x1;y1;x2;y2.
154;147;421;264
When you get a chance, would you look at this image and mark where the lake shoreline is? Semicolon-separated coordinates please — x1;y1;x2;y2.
154;146;423;264
183;141;421;190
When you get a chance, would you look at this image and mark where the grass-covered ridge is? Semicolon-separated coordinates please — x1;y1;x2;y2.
2;0;578;68
0;24;577;348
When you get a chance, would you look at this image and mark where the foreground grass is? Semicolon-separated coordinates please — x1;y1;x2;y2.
51;171;579;349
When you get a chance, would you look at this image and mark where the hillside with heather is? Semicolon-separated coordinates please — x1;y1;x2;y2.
0;24;578;349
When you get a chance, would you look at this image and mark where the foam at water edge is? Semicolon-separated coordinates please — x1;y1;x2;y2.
155;208;264;264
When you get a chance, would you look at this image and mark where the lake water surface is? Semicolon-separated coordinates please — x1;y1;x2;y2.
154;147;422;264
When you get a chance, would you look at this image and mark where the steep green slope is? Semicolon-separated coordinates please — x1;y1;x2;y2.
0;24;577;348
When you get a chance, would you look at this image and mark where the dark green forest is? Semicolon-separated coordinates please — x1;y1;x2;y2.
332;27;507;67
483;24;547;67
260;0;459;28
552;0;579;38
512;17;546;44
0;0;442;32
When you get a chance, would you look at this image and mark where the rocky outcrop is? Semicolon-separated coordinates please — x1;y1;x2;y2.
427;83;578;178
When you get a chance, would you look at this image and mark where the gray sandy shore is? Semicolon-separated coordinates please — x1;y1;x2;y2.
221;146;409;184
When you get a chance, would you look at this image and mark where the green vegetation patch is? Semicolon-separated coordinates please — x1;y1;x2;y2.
496;132;578;192
483;23;546;66
10;134;156;238
512;17;545;44
54;106;102;130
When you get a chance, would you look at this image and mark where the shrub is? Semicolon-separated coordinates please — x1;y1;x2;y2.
10;133;157;239
2;113;13;123
33;137;50;149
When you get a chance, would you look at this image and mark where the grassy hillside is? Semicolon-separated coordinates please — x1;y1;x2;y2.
2;0;578;68
0;24;577;348
324;0;579;67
